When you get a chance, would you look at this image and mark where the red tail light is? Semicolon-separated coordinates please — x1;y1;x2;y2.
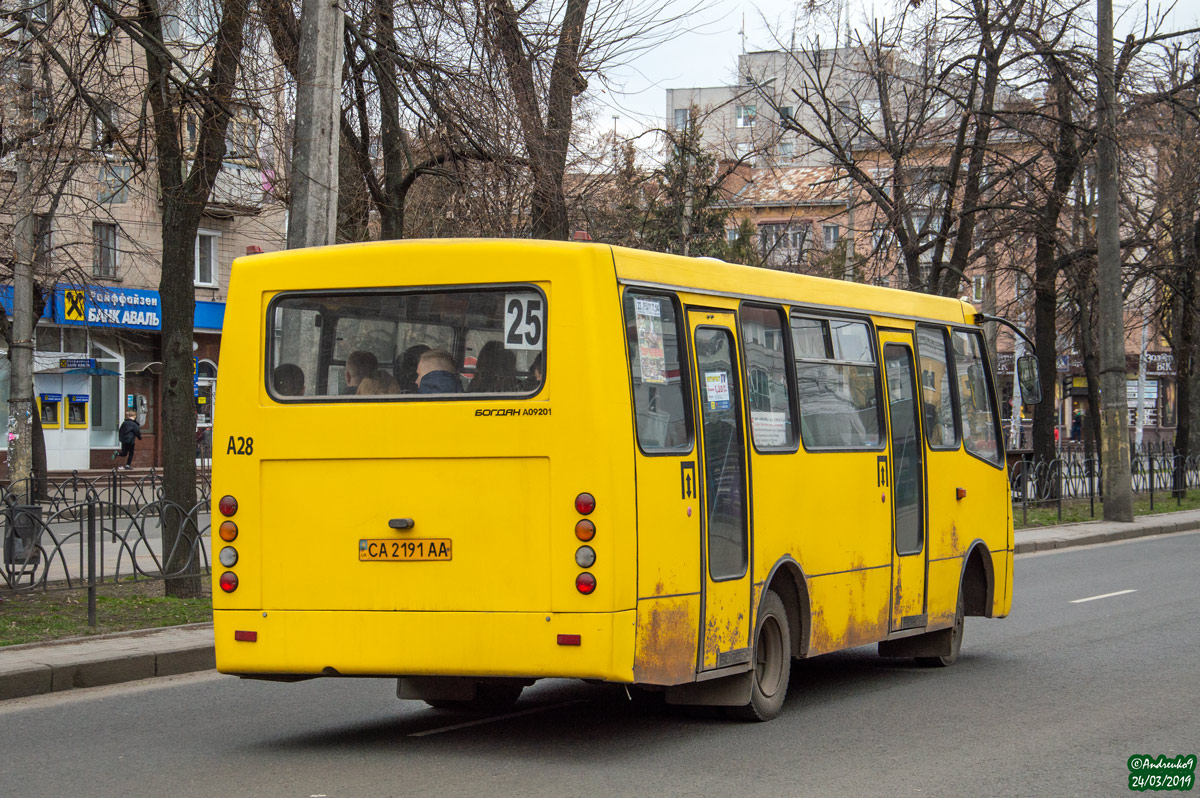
574;493;595;515
234;630;257;642
218;495;238;517
575;572;596;594
219;572;239;592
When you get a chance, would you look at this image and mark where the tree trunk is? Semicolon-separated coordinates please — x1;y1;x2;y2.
159;204;201;597
1032;239;1058;466
1095;0;1133;521
487;0;588;241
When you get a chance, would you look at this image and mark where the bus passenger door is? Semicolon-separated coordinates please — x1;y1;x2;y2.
880;333;928;631
687;310;752;671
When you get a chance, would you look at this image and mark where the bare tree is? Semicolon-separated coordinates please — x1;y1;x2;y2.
99;0;251;595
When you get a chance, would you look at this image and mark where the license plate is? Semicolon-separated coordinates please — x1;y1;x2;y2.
359;539;452;562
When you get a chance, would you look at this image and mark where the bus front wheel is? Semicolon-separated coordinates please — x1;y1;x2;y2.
729;590;791;722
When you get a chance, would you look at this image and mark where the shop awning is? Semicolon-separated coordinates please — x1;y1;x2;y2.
125;361;164;375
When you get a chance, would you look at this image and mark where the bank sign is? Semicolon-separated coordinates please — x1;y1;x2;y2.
55;286;162;331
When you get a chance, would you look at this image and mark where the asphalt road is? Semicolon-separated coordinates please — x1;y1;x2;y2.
3;532;1196;798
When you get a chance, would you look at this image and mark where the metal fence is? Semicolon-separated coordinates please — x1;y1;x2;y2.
1009;450;1200;525
1;469;212;625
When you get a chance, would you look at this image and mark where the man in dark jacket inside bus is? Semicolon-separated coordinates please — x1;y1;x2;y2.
415;349;463;394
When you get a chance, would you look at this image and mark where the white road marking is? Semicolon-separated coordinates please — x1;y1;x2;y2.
408;699;588;737
1070;589;1137;604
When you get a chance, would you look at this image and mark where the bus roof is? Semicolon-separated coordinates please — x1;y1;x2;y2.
610;245;974;327
233;239;975;327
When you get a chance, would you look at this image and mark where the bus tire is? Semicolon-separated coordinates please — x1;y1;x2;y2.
425;682;524;710
917;592;964;668
729;590;790;722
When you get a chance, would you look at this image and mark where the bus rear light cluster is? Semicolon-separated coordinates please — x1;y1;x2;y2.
218;495;239;592
575;546;596;568
573;493;596;595
574;520;595;542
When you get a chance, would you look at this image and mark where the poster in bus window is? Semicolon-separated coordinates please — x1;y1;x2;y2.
751;410;788;446
705;371;731;411
634;298;666;384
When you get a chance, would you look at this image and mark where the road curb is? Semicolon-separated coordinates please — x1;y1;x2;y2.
0;625;215;701
1014;514;1200;555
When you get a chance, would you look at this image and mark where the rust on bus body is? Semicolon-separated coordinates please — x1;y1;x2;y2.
633;596;697;685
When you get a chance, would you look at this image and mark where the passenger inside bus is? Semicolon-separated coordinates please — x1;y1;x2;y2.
468;341;520;393
525;352;544;390
394;344;431;393
273;364;305;396
416;349;462;394
345;351;378;394
358;369;401;396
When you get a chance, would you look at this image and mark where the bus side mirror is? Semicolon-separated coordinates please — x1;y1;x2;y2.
1017;355;1042;405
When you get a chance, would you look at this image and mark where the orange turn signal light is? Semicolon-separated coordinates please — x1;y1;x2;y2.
219;521;238;542
575;519;595;541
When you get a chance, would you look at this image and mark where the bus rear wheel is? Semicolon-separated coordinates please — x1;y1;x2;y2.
917;593;964;667
729;590;790;722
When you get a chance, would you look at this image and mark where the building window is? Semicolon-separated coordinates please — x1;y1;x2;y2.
89;1;113;35
727;228;738;243
31;0;49;23
225;112;259;163
195;231;219;287
736;105;756;128
674;108;690;129
823;224;840;249
97;163;131;203
972;275;985;302
91;101;117;151
778;141;794;158
734;142;752;158
778;106;793;123
93;222;117;278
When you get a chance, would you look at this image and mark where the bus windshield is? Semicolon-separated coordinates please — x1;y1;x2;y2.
267;287;546;400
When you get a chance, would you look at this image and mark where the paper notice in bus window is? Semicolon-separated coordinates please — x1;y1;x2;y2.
634;298;666;384
704;371;731;410
751;411;787;446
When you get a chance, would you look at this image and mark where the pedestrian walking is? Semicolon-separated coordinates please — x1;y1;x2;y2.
115;409;141;469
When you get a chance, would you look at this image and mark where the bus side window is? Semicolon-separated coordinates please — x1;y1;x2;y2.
915;325;959;449
624;292;691;452
740;304;796;450
791;315;882;450
951;330;1002;465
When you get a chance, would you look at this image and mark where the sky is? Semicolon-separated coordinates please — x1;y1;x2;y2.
593;0;1200;140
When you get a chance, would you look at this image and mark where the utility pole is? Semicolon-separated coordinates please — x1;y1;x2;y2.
1096;0;1133;521
287;0;344;250
8;30;35;499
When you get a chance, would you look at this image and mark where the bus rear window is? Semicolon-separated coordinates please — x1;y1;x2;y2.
267;288;546;400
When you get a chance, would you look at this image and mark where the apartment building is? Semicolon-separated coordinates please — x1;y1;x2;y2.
0;0;287;474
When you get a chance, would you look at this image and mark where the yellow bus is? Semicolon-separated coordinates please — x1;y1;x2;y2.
212;239;1039;721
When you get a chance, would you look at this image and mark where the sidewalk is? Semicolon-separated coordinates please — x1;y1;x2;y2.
2;508;1198;702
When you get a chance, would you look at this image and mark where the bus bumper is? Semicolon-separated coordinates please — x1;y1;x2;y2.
213;609;636;683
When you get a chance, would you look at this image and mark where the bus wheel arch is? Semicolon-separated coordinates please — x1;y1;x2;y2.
763;557;810;660
960;540;995;618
